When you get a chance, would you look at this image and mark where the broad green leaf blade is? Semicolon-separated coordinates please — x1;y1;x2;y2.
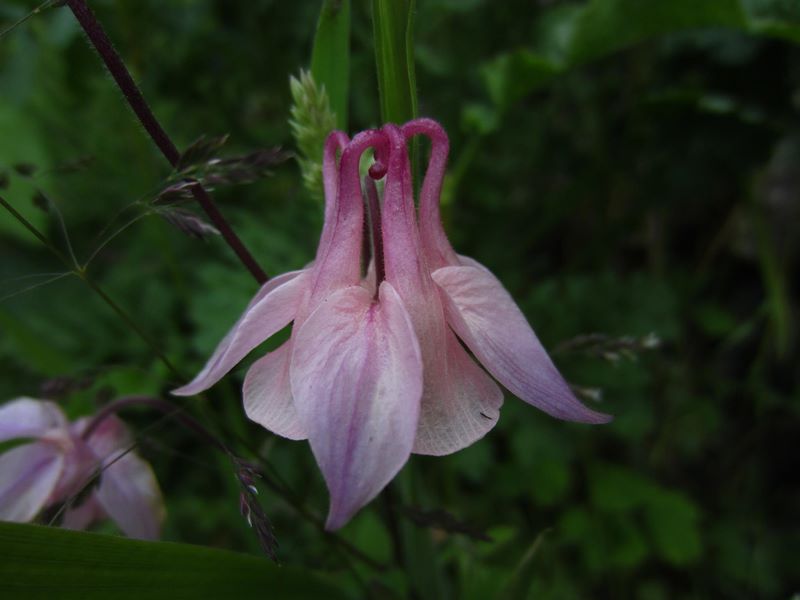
311;0;351;130
482;51;561;112
0;522;347;600
372;0;418;124
567;0;748;65
481;0;800;113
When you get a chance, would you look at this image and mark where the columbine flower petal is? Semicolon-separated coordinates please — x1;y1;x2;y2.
0;442;64;522
0;397;67;443
290;283;422;530
380;123;503;456
173;269;311;396
93;452;163;540
0;397;164;538
174;117;612;531
413;328;504;455
62;495;104;531
80;415;165;540
405;118;612;425
243;341;306;440
433;264;612;424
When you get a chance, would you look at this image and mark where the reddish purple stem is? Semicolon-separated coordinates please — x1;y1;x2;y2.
66;0;268;284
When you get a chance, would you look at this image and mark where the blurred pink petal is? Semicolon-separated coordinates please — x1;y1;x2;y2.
0;442;64;522
0;398;67;443
95;451;164;540
62;495;104;531
291;283;422;530
82;415;165;540
0;397;165;538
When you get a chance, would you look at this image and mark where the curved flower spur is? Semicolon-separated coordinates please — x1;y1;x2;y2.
174;119;610;529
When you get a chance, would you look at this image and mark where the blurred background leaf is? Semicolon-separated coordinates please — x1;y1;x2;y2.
0;521;348;599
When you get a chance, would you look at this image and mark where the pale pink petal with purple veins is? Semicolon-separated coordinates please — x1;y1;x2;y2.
94;449;165;540
243;341;305;441
0;442;64;522
173;269;311;396
413;328;504;456
0;398;67;443
290;283;422;530
433;264;612;424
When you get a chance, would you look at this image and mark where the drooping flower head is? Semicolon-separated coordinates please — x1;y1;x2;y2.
175;119;611;529
0;397;164;539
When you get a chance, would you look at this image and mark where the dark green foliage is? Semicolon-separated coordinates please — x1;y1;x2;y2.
0;521;347;599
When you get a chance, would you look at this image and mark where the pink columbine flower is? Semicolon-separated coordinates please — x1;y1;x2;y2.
0;397;165;539
174;119;611;529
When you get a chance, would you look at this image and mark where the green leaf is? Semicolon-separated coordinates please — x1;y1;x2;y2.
566;0;748;65
0;522;348;600
493;529;550;600
750;17;800;44
481;0;800;113
0;106;50;243
482;50;561;112
644;491;702;566
529;457;571;506
311;0;351;130
394;468;445;600
372;0;418;124
0;306;76;375
588;463;653;512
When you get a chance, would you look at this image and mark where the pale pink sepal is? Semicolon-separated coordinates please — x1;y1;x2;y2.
433;264;612;424
243;341;306;441
0;398;67;443
0;442;64;522
85;416;165;540
290;283;422;530
413;328;504;455
173;269;310;396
